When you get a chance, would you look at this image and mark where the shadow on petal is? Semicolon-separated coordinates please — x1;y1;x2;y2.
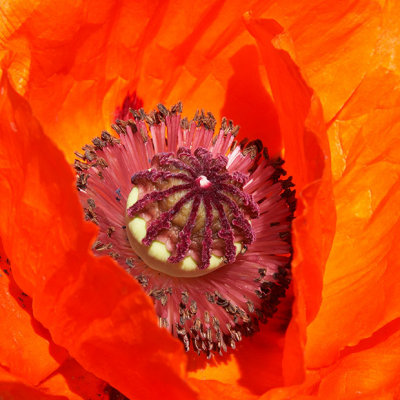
221;45;282;157
245;15;336;386
0;71;196;400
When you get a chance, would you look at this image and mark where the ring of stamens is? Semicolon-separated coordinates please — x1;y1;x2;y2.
75;101;296;357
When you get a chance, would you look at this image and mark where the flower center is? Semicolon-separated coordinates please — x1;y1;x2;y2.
74;101;296;357
125;147;259;277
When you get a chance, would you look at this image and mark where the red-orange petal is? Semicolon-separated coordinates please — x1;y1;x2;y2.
2;0;286;160
0;239;67;385
38;358;109;400
255;1;396;123
0;71;195;399
317;319;400;399
306;68;400;368
0;366;65;400
189;377;258;400
259;371;320;400
246;15;336;385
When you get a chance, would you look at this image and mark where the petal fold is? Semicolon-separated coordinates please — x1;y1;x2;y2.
0;366;66;400
0;71;195;399
4;0;283;159
256;0;393;122
0;240;67;385
317;319;400;399
246;16;335;384
306;68;400;367
39;358;109;400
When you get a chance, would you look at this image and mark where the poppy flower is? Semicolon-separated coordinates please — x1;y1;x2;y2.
1;1;400;399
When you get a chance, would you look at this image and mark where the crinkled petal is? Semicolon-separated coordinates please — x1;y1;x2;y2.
317;319;400;399
0;71;195;399
0;366;66;400
256;1;400;122
246;16;335;384
306;68;400;368
3;0;284;159
0;239;67;385
0;0;38;44
259;371;320;400
189;377;258;400
38;359;109;400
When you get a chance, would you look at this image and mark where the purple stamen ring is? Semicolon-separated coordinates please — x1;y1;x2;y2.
75;102;296;356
